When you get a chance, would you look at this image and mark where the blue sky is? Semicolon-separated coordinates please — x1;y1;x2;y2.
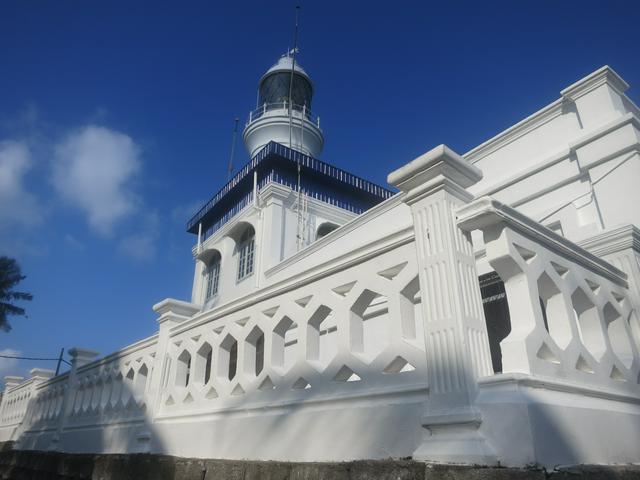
1;1;638;383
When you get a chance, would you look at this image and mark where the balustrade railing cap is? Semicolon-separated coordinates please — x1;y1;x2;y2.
29;368;55;379
153;298;200;320
457;196;628;287
68;348;99;365
388;144;482;196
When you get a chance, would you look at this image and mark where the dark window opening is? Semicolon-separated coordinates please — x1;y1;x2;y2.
479;272;511;373
228;341;238;381
204;349;212;384
255;333;265;376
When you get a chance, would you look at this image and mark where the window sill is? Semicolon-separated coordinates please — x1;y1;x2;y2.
236;272;254;285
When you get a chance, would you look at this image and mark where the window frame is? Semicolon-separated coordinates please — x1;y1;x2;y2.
237;229;255;282
204;258;221;301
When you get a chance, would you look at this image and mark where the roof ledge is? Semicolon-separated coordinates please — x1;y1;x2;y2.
561;65;629;102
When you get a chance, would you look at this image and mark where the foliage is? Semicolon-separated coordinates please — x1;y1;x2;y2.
0;256;33;332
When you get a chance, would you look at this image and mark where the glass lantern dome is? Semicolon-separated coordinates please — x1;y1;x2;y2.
258;55;314;110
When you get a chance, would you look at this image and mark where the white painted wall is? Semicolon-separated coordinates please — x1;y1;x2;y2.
467;66;640;245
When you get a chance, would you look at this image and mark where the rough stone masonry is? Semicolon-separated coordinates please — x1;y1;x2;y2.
1;449;640;480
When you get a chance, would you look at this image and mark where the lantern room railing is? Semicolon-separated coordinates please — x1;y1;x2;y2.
246;102;320;128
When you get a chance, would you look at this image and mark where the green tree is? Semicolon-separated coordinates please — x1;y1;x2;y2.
0;256;33;332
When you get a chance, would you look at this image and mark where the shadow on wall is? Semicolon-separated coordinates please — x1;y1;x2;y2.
148;258;430;463
478;271;640;467
13;351;167;462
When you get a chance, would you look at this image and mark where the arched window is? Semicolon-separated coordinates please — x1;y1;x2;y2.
205;256;221;300
237;227;255;281
316;222;339;240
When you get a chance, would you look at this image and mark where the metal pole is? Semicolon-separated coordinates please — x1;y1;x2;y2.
253;171;258;205
286;6;304;251
300;104;305;153
228;118;239;181
55;348;65;376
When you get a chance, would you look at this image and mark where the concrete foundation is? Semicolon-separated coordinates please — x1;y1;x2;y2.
0;450;639;480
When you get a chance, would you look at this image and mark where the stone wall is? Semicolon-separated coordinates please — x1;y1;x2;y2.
0;451;639;480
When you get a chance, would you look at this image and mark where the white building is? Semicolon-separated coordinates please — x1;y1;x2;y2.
1;56;639;469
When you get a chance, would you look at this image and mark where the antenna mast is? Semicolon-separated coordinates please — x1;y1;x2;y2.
287;6;306;251
227;117;239;181
287;6;300;152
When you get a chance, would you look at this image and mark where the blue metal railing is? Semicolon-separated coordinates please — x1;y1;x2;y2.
198;170;378;242
187;142;395;236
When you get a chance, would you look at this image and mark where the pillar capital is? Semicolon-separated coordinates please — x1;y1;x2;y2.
29;368;54;380
153;298;200;328
388;144;482;204
3;376;24;389
68;348;99;368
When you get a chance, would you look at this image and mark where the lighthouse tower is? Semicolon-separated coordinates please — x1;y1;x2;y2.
243;53;324;157
186;52;392;308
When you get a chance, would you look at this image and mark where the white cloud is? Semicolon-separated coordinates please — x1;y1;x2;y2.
0;348;21;381
0;140;42;230
52;126;141;236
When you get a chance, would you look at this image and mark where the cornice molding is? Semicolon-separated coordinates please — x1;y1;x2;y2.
259;182;291;203
473;113;640;203
560;65;629;102
569;112;639;152
465;66;630;164
578;225;640;258
465;99;564;163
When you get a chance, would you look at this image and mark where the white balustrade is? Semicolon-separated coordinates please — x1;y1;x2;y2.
157;241;425;416
0;370;53;442
2;338;158;448
458;197;640;391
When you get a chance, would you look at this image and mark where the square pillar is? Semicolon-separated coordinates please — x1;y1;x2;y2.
388;144;496;464
149;299;200;414
48;347;99;450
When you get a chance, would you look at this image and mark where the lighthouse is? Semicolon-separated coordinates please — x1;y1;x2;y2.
243;53;325;158
185;51;392;308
